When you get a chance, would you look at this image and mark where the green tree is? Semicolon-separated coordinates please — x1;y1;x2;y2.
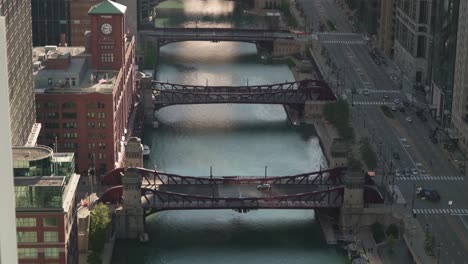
89;203;111;255
360;138;377;170
386;224;399;239
323;99;355;141
387;234;397;253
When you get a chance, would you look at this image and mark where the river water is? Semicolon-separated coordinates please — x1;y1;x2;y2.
112;1;345;263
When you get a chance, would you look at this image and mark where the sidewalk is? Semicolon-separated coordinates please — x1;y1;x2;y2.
356;227;383;264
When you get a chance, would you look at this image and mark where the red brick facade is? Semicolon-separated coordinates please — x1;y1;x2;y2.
36;7;136;176
16;203;78;263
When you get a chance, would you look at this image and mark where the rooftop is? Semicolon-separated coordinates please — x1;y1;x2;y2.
33;46;118;94
12;146;53;162
88;0;127;15
14;176;65;187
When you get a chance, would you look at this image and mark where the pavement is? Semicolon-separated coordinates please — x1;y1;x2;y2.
295;1;468;263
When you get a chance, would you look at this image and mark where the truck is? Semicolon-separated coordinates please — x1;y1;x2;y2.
416;187;441;202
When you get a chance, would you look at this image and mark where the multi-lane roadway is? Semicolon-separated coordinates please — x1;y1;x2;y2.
297;0;468;263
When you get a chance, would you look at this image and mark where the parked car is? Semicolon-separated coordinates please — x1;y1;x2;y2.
416;187;441;202
406;117;413;123
411;168;419;176
394;99;400;104
391;106;397;111
383;94;390;100
363;89;370;96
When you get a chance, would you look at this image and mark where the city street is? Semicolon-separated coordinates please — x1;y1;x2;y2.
298;1;468;263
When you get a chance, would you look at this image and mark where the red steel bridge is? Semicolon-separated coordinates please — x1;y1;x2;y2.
151;79;336;109
139;25;296;47
100;167;383;216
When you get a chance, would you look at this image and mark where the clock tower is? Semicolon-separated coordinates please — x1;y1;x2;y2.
88;0;127;70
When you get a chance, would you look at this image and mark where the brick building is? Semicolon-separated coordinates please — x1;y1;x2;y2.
70;0;102;46
13;146;79;264
34;0;136;175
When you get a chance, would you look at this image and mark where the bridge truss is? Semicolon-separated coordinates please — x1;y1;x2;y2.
151;79;336;108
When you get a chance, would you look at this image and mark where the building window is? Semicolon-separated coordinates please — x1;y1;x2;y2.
43;217;58;227
62;102;76;109
98;122;106;129
98;133;106;140
64;132;78;139
97;112;106;119
44;102;57;109
97;102;105;109
101;53;114;63
16;218;36;227
17;248;38;259
63;112;77;119
72;78;76;86
45;123;60;129
64;142;78;149
44;231;59;242
88;122;95;128
63;122;77;129
87;102;96;109
98;143;106;150
44;248;59;259
17;232;37;243
46;112;59;119
87;112;95;119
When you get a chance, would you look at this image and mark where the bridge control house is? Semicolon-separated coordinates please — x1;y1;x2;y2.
33;0;136;176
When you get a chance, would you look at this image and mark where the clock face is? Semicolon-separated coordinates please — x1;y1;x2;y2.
101;23;112;35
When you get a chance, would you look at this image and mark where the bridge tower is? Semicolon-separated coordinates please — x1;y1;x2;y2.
124;137;143;168
115;168;145;239
339;164;365;235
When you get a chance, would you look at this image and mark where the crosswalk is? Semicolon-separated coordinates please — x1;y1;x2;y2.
322;40;366;45
345;89;400;94
413;208;468;215
397;176;464;181
352;101;393;106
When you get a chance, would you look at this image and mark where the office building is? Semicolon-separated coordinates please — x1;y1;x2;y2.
70;0;102;46
31;0;71;46
445;1;468;150
377;0;396;57
0;0;37;146
34;0;136;175
431;0;460;128
0;16;19;264
13;146;79;264
393;0;433;84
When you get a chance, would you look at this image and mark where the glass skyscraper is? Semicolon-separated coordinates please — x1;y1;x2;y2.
431;0;460;125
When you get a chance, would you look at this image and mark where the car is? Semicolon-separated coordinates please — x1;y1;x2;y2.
392;152;400;160
416;187;441;202
256;183;271;191
394;169;402;177
394;99;400;104
404;168;411;177
391;106;397;111
411;168;419;175
399;107;406;113
383;94;390;100
406;117;413;123
363;89;370;96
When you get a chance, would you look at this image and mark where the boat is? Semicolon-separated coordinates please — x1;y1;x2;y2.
143;145;150;156
152;121;159;129
139;233;149;243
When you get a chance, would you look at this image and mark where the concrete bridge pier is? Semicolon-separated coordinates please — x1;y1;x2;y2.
339;167;365;235
115;168;146;239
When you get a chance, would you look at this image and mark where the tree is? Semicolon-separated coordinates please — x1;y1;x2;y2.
360;138;377;170
89;203;111;256
387;234;397;253
386;224;399;239
323;99;355;141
